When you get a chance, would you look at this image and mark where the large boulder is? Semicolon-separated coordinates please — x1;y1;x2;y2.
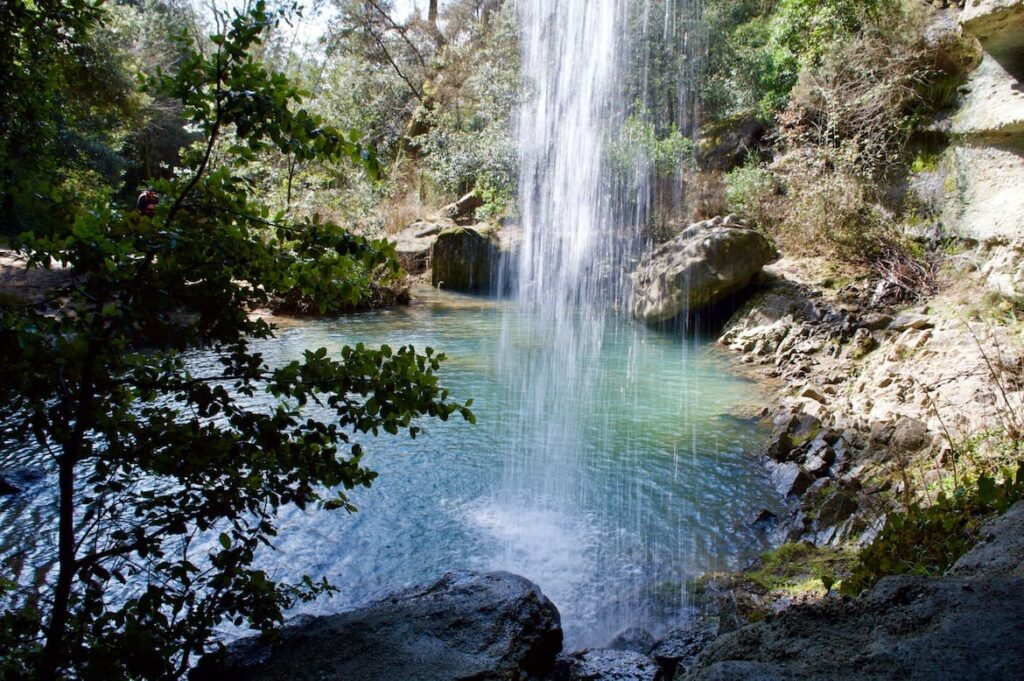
431;226;498;293
632;221;777;324
392;219;454;275
192;571;562;681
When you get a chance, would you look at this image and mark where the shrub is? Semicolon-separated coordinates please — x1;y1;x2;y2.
769;0;894;67
782;10;976;181
724;163;782;231
790;148;889;255
685;171;729;223
608;111;695;180
747;6;976;269
843;463;1024;595
701;0;897;120
416;1;519;209
702;2;797;120
0;5;472;677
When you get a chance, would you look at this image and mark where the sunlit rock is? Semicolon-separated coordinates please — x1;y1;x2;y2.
392;219;453;275
632;223;777;324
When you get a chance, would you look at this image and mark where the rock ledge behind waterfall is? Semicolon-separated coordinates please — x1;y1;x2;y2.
632;220;777;324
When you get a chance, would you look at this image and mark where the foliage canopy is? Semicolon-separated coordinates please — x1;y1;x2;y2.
0;2;471;678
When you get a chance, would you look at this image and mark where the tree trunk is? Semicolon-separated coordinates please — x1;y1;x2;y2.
38;457;76;680
428;0;439;25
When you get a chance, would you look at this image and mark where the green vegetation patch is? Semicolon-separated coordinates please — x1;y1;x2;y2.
745;542;855;596
843;463;1024;595
703;542;857;604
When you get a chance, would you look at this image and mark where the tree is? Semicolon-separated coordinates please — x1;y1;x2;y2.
0;0;148;229
0;2;472;678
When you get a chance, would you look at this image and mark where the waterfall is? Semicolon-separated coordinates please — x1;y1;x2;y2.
486;0;707;647
513;1;621;309
509;0;704;310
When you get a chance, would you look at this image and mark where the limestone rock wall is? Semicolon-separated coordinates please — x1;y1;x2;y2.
944;0;1024;244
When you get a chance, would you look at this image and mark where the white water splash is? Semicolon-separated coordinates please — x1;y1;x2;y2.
490;0;708;646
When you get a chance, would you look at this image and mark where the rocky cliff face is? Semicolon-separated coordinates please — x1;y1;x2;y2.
942;1;1024;254
682;501;1024;681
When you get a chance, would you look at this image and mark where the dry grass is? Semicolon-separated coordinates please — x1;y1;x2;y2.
382;190;427;235
684;171;729;222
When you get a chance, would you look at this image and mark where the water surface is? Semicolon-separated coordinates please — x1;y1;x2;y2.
249;291;777;645
0;290;779;648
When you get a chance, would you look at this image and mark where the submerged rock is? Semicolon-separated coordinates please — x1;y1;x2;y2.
606;627;656;655
192;571;562;681
431;226;498;293
553;649;661;681
0;467;46;496
632;223;776;324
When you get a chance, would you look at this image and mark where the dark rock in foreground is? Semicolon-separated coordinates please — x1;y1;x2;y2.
605;627;656;655
683;501;1024;680
685;575;1024;681
193;571;562;681
648;627;714;679
948;499;1024;578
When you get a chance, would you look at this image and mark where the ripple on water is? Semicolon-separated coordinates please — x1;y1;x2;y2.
0;292;781;649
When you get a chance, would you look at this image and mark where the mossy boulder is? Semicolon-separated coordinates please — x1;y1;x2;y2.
695;112;770;172
431;226;498;293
